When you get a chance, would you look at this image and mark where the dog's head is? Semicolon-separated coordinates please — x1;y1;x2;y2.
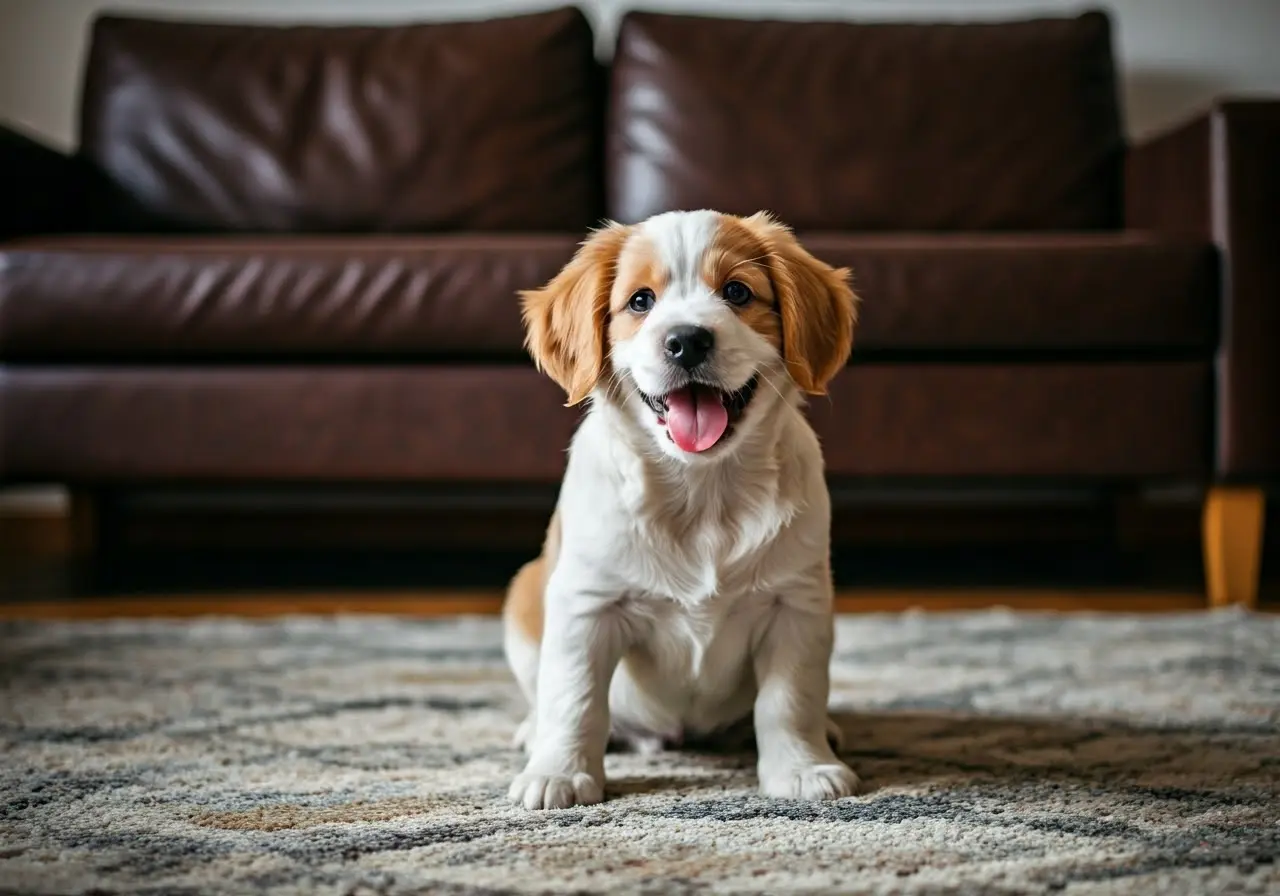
521;210;856;461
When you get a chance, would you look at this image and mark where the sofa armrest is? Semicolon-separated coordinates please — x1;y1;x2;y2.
0;122;94;240
1127;99;1280;481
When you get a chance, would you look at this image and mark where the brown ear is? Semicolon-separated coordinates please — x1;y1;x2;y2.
520;222;630;406
744;212;857;395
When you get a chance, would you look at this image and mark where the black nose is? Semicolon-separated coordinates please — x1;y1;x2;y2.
664;325;714;370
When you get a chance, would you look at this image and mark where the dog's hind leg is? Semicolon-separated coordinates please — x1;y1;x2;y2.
503;557;546;751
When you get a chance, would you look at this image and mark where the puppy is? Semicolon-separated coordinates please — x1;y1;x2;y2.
504;210;858;810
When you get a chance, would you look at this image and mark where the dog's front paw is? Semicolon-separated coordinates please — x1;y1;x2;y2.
760;762;861;801
508;771;603;810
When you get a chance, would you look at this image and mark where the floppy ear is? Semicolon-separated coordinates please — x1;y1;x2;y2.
744;212;857;395
520;222;630;406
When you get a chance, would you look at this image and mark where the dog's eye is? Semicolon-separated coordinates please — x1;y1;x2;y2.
722;281;753;306
628;288;656;314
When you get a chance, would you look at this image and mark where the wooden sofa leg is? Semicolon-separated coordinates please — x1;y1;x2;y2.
1202;487;1265;608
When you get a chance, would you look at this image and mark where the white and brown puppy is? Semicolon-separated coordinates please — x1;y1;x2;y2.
504;209;858;810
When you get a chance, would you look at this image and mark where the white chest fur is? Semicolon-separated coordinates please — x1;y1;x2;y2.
549;404;833;737
559;405;823;597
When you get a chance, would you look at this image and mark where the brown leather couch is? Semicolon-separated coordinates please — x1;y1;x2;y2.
1;8;1275;601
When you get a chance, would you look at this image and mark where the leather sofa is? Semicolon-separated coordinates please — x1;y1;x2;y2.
1;8;1275;603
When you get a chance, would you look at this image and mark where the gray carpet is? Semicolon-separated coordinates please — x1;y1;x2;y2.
1;609;1277;895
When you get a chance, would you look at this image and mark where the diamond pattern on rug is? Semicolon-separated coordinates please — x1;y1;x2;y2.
1;610;1277;895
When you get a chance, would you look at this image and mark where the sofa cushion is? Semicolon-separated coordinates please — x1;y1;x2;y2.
0;235;578;360
0;234;1213;363
80;10;600;232
811;233;1217;352
0;234;1214;360
608;11;1124;230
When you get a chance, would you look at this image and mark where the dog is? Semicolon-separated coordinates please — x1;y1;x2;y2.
503;209;859;810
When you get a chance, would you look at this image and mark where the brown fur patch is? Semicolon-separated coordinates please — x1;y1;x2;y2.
606;234;669;347
738;212;857;394
520;223;631;405
503;509;561;644
506;559;545;643
705;215;783;351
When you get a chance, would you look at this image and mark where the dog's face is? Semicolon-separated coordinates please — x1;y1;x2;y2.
521;210;856;461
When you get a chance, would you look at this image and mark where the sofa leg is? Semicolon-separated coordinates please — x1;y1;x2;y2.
1202;487;1265;608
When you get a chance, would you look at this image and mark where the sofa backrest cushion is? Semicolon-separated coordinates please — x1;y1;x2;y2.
80;9;600;233
607;11;1124;231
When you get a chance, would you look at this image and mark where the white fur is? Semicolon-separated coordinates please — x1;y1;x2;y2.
507;210;859;809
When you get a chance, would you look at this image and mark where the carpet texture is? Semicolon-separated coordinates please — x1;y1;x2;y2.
1;609;1277;895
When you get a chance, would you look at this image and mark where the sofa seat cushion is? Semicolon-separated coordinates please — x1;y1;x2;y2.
0;235;580;360
814;232;1218;353
0;233;1215;361
2;230;1218;360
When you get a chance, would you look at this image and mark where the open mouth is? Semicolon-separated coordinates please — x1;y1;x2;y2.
640;375;759;453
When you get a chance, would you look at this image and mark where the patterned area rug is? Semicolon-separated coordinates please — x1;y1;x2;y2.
1;609;1277;895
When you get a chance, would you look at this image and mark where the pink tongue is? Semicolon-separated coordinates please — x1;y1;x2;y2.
664;385;729;453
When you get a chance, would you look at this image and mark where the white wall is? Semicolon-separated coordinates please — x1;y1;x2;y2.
1;0;1278;149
